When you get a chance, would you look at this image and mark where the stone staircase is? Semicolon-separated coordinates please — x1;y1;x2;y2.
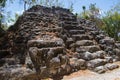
57;10;120;73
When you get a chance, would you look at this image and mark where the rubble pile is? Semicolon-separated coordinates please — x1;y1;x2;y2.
0;5;120;80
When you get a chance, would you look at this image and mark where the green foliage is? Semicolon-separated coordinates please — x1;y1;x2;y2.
82;6;86;10
101;2;120;41
79;3;120;41
89;3;100;19
82;6;86;16
102;11;120;41
0;0;7;29
78;4;100;20
0;0;14;29
0;0;6;7
78;10;90;19
69;3;74;12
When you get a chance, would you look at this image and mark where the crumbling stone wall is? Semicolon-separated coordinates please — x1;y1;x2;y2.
0;5;120;80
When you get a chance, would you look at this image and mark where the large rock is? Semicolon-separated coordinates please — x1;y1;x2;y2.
79;51;93;61
87;59;107;69
28;46;69;78
92;50;105;59
94;63;119;74
99;37;115;46
70;58;86;71
113;48;120;57
94;66;106;74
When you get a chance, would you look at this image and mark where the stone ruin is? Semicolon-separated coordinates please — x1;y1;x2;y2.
0;5;120;80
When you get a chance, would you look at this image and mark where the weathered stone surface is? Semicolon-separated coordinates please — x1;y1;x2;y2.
105;57;113;63
27;38;64;48
87;59;107;69
70;58;86;71
77;59;86;70
0;58;16;66
99;37;115;46
0;65;35;80
113;48;120;57
75;40;94;46
28;45;69;78
95;34;105;42
104;63;119;70
94;66;106;74
94;63;119;74
79;45;101;53
66;38;74;48
75;47;86;53
92;51;105;59
79;51;93;61
69;30;85;35
115;42;120;49
72;34;93;41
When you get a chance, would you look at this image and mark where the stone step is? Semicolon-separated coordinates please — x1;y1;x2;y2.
0;58;16;66
60;17;76;21
77;26;85;30
29;46;66;63
92;50;106;59
38;46;65;55
60;13;76;18
78;51;105;61
64;21;78;25
27;38;64;48
72;34;93;41
89;31;100;35
95;34;105;42
69;30;85;35
87;59;107;69
75;40;94;46
77;45;101;53
75;47;86;53
94;63;119;74
63;24;77;30
44;27;62;32
79;52;94;61
84;27;97;31
70;58;86;70
99;37;115;45
104;63;119;70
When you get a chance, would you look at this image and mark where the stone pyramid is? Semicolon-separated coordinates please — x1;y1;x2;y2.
0;5;120;80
